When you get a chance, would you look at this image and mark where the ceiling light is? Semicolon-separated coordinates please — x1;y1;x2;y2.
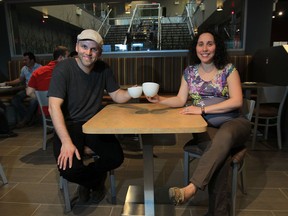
217;6;223;11
278;11;283;16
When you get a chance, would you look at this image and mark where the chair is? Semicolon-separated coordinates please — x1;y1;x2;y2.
59;170;116;212
183;99;255;216
0;163;8;184
35;90;54;150
251;86;288;150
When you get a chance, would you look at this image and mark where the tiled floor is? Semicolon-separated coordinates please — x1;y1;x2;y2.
0;123;288;216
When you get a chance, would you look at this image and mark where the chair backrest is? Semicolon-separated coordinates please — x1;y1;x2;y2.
35;90;49;118
242;98;255;121
256;86;288;117
257;86;288;104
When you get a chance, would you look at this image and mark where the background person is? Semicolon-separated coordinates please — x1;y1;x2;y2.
48;29;132;204
0;52;42;128
146;30;251;215
26;46;69;97
26;46;69;117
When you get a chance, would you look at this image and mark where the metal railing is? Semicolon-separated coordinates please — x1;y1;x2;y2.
98;8;112;37
124;3;162;49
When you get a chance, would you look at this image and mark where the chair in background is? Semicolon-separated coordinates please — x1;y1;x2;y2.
183;99;255;216
0;163;8;184
251;86;288;150
59;170;116;212
35;91;54;150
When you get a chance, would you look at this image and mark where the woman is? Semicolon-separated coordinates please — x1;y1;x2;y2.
146;30;251;215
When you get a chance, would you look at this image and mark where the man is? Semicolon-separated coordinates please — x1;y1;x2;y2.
48;29;132;204
26;46;69;98
2;52;42;128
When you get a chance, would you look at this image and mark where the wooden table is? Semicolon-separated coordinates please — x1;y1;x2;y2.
0;85;25;95
83;103;207;216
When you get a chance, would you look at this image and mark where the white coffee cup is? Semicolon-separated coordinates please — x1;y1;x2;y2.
128;86;143;98
142;82;160;97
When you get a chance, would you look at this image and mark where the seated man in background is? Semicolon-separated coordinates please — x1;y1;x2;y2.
26;46;69;117
0;52;42;128
26;46;69;98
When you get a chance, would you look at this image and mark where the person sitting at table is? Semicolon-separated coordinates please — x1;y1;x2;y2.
0;52;42;128
26;46;68;117
146;30;251;216
0;101;17;138
48;29;132;204
27;46;69;97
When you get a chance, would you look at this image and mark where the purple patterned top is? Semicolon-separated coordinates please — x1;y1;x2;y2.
183;63;236;106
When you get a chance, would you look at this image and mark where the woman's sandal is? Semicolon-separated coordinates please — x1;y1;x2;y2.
168;187;185;205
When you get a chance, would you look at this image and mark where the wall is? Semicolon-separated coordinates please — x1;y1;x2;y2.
0;4;11;81
245;0;273;55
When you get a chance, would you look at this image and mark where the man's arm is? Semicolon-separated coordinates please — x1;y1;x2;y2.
26;86;36;98
109;88;131;103
6;77;22;86
48;96;81;170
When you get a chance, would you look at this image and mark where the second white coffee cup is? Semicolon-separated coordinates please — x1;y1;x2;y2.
142;82;159;97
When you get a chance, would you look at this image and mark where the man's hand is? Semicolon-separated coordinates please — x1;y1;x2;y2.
57;143;81;170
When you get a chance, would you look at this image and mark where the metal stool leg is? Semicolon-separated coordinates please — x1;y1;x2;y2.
109;170;116;204
0;163;8;184
183;152;190;185
59;176;71;212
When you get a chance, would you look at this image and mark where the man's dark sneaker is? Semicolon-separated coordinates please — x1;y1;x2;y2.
91;186;106;204
78;185;90;203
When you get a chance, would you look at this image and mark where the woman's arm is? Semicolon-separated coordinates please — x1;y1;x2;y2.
146;76;189;108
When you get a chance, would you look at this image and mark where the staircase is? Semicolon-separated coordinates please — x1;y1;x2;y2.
103;22;192;51
103;25;129;47
161;23;192;50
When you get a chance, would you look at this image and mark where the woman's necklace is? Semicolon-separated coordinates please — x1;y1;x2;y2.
199;64;218;82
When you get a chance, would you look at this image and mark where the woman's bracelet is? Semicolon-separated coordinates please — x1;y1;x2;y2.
201;105;206;115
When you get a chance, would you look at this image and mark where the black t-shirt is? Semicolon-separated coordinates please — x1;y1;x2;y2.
48;58;119;122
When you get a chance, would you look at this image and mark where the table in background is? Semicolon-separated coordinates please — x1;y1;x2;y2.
83;103;207;216
242;82;273;99
0;85;25;96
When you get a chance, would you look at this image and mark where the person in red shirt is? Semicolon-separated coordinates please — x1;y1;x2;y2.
27;46;69;95
26;46;69;115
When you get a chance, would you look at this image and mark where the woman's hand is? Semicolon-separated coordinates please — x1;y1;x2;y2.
180;105;202;115
146;94;160;103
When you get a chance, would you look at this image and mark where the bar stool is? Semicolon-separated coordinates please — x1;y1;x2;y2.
0;163;8;184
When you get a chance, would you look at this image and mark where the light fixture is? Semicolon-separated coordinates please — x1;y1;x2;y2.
216;0;223;12
217;6;223;11
43;14;48;19
200;3;205;11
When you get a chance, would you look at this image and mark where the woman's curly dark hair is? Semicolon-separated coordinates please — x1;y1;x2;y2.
189;29;229;69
